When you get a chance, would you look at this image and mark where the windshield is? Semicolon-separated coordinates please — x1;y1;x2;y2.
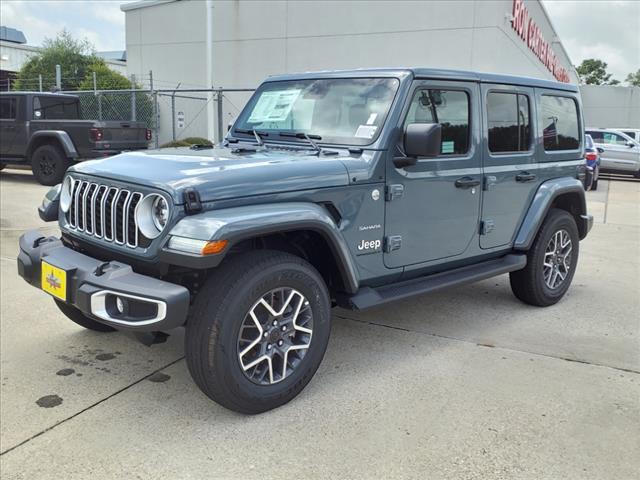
233;77;400;146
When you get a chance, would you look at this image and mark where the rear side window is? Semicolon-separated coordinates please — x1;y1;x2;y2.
0;97;16;119
404;89;469;155
33;96;80;120
487;92;530;153
587;131;603;142
541;95;580;151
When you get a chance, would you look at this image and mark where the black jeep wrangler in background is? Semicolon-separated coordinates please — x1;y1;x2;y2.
0;92;150;185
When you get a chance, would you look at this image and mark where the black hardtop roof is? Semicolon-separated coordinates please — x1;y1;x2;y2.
266;67;578;92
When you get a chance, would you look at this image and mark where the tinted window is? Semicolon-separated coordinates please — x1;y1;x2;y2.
404;89;469;155
33;96;80;120
0;97;16;119
541;96;580;151
487;92;530;153
586;131;603;142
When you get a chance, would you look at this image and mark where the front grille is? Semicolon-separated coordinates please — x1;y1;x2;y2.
67;179;145;248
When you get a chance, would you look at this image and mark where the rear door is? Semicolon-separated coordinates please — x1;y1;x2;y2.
0;96;18;155
479;84;538;249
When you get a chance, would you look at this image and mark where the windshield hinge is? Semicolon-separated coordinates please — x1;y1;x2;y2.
183;188;202;215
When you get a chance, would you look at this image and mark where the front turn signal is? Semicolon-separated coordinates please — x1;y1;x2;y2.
201;240;228;255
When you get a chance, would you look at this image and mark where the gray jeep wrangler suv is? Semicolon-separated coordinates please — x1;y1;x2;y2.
18;69;593;413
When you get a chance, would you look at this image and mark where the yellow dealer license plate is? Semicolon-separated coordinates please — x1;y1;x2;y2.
41;261;67;301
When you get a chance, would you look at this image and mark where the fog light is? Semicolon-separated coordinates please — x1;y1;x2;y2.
116;297;125;314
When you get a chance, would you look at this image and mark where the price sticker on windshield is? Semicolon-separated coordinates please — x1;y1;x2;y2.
248;89;301;123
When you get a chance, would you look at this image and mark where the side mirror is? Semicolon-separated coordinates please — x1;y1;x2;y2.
596;147;604;154
626;141;636;148
227;119;235;132
395;123;442;168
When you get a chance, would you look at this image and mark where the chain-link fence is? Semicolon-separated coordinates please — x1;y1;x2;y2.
56;87;255;148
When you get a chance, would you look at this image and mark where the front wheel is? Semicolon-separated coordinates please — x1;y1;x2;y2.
185;250;331;414
31;144;71;186
510;208;579;307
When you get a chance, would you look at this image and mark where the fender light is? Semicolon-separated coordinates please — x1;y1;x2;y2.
167;236;228;255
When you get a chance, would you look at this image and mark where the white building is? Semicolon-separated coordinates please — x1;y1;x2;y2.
580;85;640;129
122;0;579;144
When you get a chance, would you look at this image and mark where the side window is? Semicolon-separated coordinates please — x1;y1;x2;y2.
587;131;603;143
404;89;469;155
0;97;17;119
602;132;630;146
487;92;530;153
541;95;580;151
33;96;80;120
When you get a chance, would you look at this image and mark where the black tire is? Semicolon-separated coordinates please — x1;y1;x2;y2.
185;250;331;414
31;144;71;186
591;178;598;190
54;299;116;332
510;208;579;307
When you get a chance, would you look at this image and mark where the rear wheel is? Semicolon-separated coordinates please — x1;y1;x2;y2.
185;250;331;414
510;208;579;307
54;299;116;332
591;178;598;190
31;144;71;186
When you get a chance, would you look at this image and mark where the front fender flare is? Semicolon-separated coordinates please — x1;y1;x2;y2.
514;177;588;251
28;131;79;159
162;202;359;293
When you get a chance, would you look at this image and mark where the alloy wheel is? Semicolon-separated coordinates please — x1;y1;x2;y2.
543;229;572;289
237;288;313;385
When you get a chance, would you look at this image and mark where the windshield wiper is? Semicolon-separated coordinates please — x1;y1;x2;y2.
234;128;269;147
278;131;322;154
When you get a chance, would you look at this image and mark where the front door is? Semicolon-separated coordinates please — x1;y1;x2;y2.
480;84;539;249
384;81;482;269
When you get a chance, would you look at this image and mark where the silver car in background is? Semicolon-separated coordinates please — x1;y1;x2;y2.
585;128;640;178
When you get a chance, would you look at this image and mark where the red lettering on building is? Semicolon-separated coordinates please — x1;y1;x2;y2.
510;0;570;83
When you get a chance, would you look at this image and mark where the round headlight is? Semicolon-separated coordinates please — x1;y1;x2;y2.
60;176;74;213
136;194;170;239
152;195;169;231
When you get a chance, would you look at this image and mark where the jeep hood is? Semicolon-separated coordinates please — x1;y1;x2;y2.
70;146;351;203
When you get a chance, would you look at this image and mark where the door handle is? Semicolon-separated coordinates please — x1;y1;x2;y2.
454;176;481;189
516;172;537;182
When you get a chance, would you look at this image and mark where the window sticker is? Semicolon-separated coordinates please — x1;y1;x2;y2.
366;113;378;125
248;89;301;123
441;141;454;154
354;125;378;139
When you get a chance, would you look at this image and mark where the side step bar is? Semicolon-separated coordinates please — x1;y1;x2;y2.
346;254;527;310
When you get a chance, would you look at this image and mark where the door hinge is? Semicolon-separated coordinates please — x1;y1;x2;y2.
385;184;404;201
480;220;495;235
384;235;402;253
484;175;497;191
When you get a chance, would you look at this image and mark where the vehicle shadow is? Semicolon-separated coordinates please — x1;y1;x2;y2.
0;170;41;185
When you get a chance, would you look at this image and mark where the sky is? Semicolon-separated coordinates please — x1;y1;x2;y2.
0;0;638;82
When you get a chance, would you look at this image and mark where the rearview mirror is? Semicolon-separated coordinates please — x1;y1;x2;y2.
404;123;442;158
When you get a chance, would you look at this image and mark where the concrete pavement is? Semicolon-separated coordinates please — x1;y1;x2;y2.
1;169;638;479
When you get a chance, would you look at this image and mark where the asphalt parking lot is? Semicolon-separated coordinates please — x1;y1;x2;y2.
0;169;638;479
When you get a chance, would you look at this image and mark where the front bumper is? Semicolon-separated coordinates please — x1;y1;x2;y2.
579;214;594;239
17;230;190;332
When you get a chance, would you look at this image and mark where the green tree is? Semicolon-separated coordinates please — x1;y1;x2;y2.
78;61;131;90
626;70;640;87
576;59;620;85
14;30;99;91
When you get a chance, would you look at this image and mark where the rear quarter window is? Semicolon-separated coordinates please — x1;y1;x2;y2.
541;95;580;151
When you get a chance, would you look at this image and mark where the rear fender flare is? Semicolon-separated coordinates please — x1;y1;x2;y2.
28;131;78;159
514;177;588;250
166;202;360;293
